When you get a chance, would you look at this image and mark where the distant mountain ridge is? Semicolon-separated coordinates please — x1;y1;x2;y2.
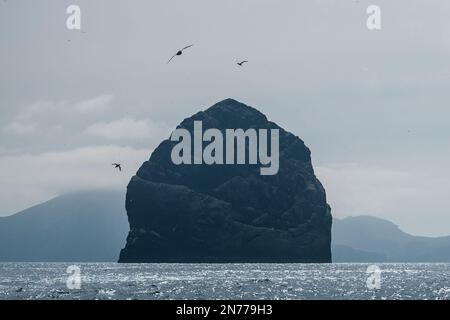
1;191;450;262
0;190;128;262
333;216;450;262
332;244;387;263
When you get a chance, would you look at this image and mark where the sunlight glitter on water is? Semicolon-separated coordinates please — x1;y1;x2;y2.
0;263;449;300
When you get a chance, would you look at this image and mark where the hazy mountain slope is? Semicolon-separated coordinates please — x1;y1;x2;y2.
333;216;450;262
2;190;450;262
332;244;387;262
0;190;128;262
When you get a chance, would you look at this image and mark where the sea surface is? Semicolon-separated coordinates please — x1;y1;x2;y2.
0;263;449;300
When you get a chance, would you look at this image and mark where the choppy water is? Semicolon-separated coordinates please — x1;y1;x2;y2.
0;263;449;300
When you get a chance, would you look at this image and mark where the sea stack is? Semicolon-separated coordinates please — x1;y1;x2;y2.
119;99;332;262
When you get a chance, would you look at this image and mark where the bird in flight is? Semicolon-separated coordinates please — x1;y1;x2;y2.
167;45;194;63
236;60;248;66
112;163;122;171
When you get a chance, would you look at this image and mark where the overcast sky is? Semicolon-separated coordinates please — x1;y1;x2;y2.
1;0;450;236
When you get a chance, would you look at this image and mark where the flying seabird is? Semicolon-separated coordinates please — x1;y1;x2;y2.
167;44;194;63
236;60;248;66
112;163;122;171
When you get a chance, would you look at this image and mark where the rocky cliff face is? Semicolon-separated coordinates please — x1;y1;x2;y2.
119;99;332;262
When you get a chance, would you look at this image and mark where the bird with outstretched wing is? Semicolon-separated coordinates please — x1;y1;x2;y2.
236;60;249;66
167;44;194;63
112;163;122;171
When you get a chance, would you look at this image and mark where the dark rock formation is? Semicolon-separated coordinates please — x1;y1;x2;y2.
119;99;332;262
